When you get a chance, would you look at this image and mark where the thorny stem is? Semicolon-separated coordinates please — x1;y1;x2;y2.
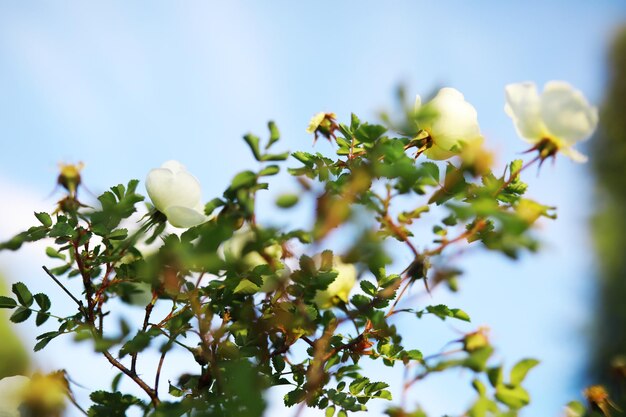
61;238;162;407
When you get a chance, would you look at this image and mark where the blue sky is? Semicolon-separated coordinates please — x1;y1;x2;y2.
0;1;625;416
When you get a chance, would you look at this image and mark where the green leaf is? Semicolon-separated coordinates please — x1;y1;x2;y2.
404;349;423;361
325;406;336;417
564;401;585;417
292;151;314;166
0;296;17;309
12;282;33;307
354;124;386;143
350;113;361;130
495;384;530;409
234;279;260;295
10;306;32;323
111;373;123;392
276;194;299;209
509;358;539;385
108;229;128;240
88;391;142;417
359;280;377;296
204;198;225;215
272;355;286;373
45;247;66;260
119;331;152;358
261;152;290;161
349;377;370;395
230;171;257;190
244;134;262;161
34;212;52;227
33;338;51;352
35;311;49;326
421;162;440;182
487;366;503;388
34;293;51;311
267;121;280;148
259;165;280;176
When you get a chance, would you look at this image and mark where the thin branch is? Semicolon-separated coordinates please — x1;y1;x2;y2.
41;266;86;315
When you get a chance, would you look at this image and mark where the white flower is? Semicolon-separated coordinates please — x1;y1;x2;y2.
146;160;208;228
313;255;357;309
504;81;598;162
416;88;483;160
0;375;29;417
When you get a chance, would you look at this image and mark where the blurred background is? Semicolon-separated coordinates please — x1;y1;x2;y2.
0;1;625;416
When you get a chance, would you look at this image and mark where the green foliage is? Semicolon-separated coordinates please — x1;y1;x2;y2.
590;25;626;415
0;103;559;416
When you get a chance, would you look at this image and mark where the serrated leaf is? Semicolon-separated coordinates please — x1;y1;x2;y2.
35;212;52;227
34;293;51;311
35;311;49;326
10;306;32;323
12;282;33;307
0;296;17;309
359;280;377;296
349;377;370;395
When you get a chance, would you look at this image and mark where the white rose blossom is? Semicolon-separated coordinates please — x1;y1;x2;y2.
504;81;598;162
0;375;29;417
146;160;208;228
313;255;357;309
416;88;483;160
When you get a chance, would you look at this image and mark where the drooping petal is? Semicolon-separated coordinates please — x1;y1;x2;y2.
164;206;208;228
559;146;588;163
423;144;456;160
146;165;202;213
504;82;546;142
540;81;598;145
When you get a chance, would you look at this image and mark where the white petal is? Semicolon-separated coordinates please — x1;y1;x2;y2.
504;82;546;142
146;166;202;213
559;146;588;163
160;160;186;174
424;144;456;160
540;81;598;145
0;375;29;417
428;88;482;153
414;94;422;110
313;255;357;309
164;206;207;228
306;112;326;134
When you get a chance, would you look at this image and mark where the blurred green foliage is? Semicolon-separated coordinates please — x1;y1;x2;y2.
590;25;626;413
0;274;30;378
